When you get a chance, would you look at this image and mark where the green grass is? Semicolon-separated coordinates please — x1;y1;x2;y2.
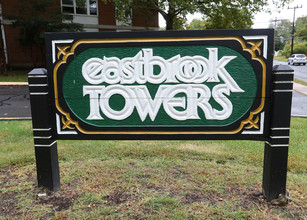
0;118;306;219
294;78;307;87
274;55;288;62
0;70;30;82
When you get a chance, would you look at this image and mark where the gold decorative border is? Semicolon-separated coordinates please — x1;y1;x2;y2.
53;36;267;135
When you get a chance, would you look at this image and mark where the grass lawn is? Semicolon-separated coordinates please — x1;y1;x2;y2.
274;55;288;62
0;70;30;82
0;118;306;219
294;78;307;87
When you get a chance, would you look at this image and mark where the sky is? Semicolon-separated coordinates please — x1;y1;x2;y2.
159;0;307;29
253;0;307;28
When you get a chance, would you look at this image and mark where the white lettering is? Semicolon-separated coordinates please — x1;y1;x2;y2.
83;86;103;119
81;48;245;122
83;84;234;121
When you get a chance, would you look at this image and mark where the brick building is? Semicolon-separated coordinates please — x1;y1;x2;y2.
0;0;159;67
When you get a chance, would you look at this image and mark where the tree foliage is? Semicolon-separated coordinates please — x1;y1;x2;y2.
282;42;307;57
269;20;292;51
187;18;206;30
103;0;292;30
295;16;307;42
5;0;82;66
204;5;253;29
275;16;307;55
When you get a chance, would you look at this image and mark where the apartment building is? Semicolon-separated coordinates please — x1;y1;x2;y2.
0;0;159;67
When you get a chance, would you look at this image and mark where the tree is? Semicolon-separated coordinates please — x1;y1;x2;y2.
295;16;307;42
293;42;307;54
269;20;292;51
282;41;307;57
293;16;307;55
276;16;307;56
5;0;82;67
204;5;253;29
187;18;206;30
103;0;291;30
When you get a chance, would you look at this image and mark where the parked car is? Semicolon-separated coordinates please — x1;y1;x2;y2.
288;54;306;65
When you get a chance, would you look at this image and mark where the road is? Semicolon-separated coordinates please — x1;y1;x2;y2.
272;60;307;116
273;60;307;82
0;85;31;120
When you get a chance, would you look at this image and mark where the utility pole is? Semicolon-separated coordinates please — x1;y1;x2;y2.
287;5;302;55
272;17;279;29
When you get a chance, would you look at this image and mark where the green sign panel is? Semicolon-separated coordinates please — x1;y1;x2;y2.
62;45;257;127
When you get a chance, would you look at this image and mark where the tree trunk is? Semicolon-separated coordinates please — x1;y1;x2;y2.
0;19;7;75
166;20;173;30
165;14;174;30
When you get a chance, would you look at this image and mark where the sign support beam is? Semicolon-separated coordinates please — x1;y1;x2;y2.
262;65;293;201
28;68;60;191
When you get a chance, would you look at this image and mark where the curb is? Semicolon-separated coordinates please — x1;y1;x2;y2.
293;82;307;96
291;115;307;118
0;82;28;86
0;117;32;121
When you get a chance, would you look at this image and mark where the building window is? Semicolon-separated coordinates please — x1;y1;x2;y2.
89;0;97;15
124;9;132;20
116;8;132;26
61;0;97;16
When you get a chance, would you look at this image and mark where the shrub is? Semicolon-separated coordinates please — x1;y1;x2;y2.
293;42;307;54
281;41;307;57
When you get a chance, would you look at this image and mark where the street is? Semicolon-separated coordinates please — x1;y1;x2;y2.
0;85;31;120
273;60;307;82
272;60;307;116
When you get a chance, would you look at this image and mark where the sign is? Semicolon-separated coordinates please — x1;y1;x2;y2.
45;30;273;139
28;30;294;202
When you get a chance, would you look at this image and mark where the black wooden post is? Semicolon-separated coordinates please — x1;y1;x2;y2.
262;65;294;201
28;68;60;191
